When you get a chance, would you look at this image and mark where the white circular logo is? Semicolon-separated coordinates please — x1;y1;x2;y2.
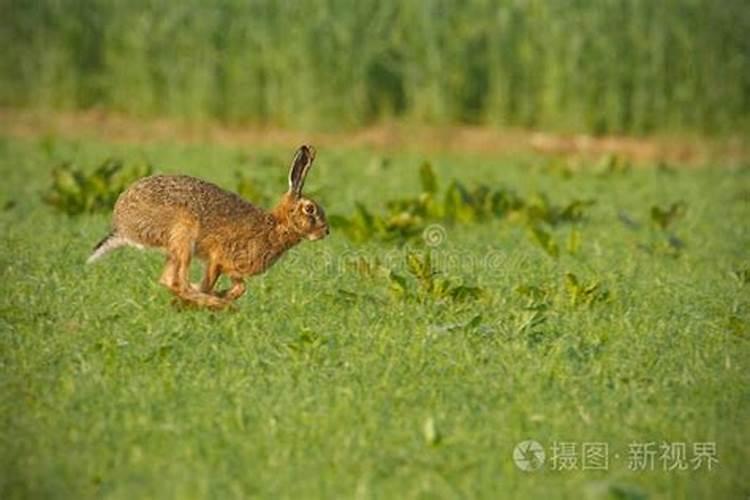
513;440;545;471
422;224;447;247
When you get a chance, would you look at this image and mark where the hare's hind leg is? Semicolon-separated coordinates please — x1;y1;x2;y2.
159;255;178;289
199;258;222;294
222;278;246;301
160;226;228;309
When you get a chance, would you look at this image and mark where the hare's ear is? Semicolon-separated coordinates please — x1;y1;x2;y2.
288;145;316;197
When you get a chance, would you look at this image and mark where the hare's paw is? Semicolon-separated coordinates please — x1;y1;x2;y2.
217;280;247;301
195;293;232;311
171;289;232;311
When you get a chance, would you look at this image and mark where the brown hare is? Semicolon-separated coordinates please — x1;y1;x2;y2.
87;145;329;309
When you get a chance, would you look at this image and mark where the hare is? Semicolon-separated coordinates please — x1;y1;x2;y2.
87;145;329;309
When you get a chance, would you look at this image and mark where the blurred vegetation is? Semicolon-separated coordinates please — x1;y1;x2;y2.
1;0;749;135
331;162;594;246
43;159;152;215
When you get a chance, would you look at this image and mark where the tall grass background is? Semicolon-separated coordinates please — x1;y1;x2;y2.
1;0;748;135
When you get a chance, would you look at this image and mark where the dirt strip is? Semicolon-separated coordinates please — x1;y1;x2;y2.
1;108;746;166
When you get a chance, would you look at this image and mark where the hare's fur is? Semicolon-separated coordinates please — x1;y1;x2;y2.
88;145;328;309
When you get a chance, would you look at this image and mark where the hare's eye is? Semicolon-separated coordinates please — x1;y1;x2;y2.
303;203;316;215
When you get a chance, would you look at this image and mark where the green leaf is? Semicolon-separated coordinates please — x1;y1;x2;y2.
449;285;486;302
528;226;559;258
419;161;437;194
727;315;748;338
422;417;442;446
567;228;581;255
524;193;553;224
387;271;409;299
564;272;608;307
406;251;435;293
444;180;475;223
353;202;375;230
731;268;750;285
650;201;686;230
559;199;595;222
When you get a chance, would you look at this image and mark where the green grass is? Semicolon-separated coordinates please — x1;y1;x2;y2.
1;135;749;499
2;0;749;134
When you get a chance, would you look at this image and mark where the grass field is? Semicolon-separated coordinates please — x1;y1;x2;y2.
1;135;748;499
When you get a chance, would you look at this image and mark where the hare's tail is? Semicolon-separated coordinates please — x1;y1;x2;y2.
87;232;130;264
